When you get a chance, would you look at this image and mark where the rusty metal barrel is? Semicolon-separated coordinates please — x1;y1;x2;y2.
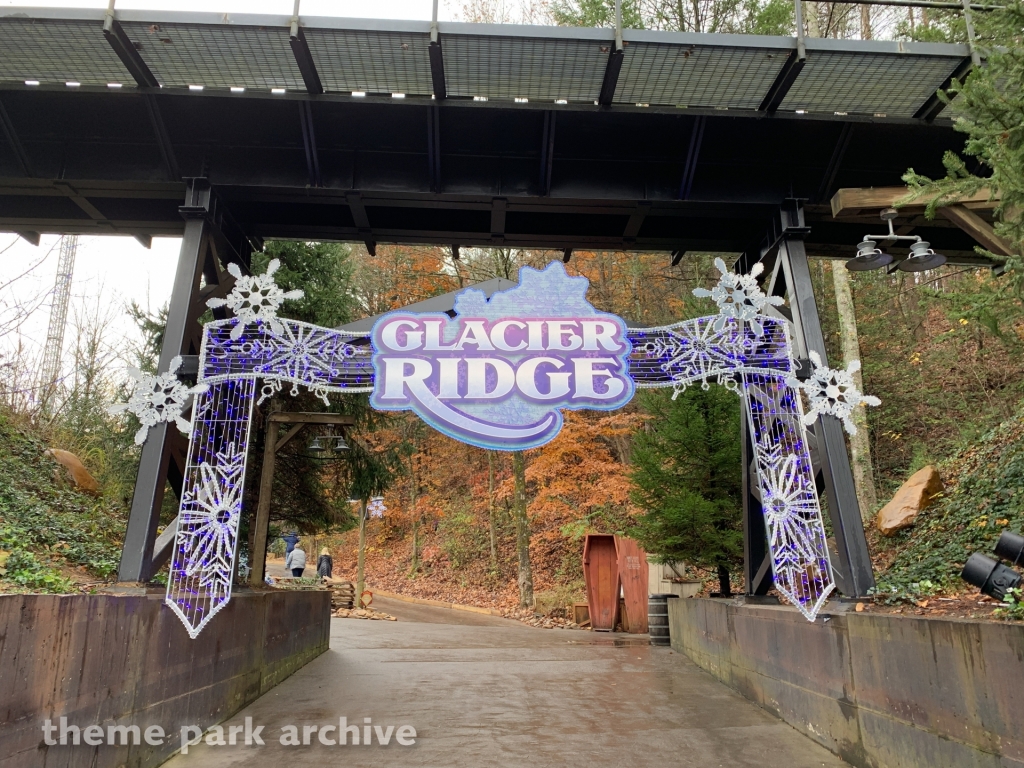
648;594;678;646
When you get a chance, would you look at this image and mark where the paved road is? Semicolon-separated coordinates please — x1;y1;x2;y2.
166;598;843;768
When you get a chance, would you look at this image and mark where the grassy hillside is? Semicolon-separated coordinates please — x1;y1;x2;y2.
0;408;126;593
873;407;1024;597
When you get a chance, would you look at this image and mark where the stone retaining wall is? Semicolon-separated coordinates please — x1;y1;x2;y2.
669;598;1024;768
0;589;330;768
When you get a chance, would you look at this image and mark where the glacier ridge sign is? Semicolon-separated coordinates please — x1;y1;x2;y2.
369;262;634;450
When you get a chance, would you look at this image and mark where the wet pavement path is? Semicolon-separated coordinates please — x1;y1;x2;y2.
166;597;843;768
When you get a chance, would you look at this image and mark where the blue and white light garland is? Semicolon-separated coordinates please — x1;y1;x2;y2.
111;257;880;636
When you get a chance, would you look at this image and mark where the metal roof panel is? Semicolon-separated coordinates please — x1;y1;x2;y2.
305;28;433;95
616;41;786;108
121;21;305;91
0;17;132;86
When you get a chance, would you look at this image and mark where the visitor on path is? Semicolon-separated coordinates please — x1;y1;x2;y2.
283;532;300;559
286;545;306;577
317;547;333;579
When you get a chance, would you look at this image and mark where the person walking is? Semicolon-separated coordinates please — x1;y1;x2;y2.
317;547;333;579
285;544;306;577
283;532;300;560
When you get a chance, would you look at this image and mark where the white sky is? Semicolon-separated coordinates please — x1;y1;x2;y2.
0;0;456;21
0;0;467;385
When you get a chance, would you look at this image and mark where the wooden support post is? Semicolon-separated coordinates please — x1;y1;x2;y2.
249;414;280;588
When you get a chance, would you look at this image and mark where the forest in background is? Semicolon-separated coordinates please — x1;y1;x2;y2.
1;0;1021;615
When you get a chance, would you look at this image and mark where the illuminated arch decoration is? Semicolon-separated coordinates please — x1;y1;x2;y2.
117;259;877;637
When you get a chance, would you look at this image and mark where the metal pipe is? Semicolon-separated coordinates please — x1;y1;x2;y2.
841;0;1001;10
794;0;806;59
614;0;623;50
962;0;984;64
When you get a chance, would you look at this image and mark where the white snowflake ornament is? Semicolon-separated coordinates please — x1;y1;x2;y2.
788;351;881;435
368;497;386;518
207;259;304;340
693;258;785;336
108;356;208;445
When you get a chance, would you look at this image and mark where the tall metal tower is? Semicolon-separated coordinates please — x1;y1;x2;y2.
38;234;78;409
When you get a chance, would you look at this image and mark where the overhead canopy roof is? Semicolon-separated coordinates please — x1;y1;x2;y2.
0;7;971;115
0;8;993;266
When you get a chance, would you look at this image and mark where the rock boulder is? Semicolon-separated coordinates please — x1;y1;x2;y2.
876;465;943;536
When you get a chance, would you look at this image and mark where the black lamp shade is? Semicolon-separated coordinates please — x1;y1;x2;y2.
898;242;947;272
961;553;1022;600
995;531;1024;566
846;251;894;271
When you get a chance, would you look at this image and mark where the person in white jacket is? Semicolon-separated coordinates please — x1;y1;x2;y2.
285;545;306;577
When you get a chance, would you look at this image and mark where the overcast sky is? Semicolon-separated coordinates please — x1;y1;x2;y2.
0;0;452;20
0;0;466;383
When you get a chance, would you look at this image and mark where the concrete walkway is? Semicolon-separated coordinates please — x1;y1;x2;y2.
165;598;843;768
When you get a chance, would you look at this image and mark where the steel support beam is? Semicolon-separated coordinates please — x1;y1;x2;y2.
53;180;114;230
816;123;853;203
490;197;506;241
118;179;251;583
103;15;160;88
623;201;651;244
347;191;376;255
742;388;773;595
429;26;447;100
539;111;556;196
774;227;875;598
759;48;805;113
289;23;324;95
144;95;180;181
915;55;972;121
678;117;705;200
298;101;322;187
598;44;624;106
427;106;441;193
0;96;33;177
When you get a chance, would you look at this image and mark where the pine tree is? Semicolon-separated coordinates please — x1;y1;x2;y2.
903;2;1023;287
629;387;743;596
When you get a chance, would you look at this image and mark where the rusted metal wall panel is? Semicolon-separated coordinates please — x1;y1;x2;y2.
583;534;620;631
0;590;330;768
614;536;649;634
669;598;1024;768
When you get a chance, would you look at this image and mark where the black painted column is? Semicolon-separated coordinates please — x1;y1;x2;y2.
741;415;773;595
777;235;876;597
118;185;212;583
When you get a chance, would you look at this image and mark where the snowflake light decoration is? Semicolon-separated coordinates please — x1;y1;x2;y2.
207;258;304;340
693;258;785;337
788;351;881;435
166;260;852;637
108;356;207;445
167;441;248;639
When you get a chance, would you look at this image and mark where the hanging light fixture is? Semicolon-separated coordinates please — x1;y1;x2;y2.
848;208;945;273
846;239;893;271
333;436;350;452
308;436;324;452
897;240;947;272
